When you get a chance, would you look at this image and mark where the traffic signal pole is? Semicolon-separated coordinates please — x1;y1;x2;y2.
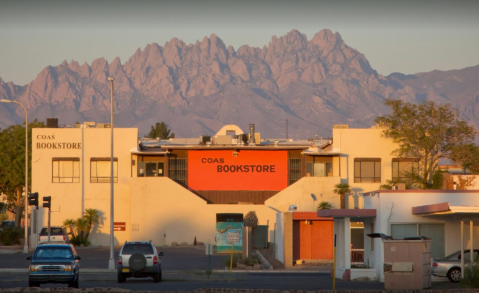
43;196;51;242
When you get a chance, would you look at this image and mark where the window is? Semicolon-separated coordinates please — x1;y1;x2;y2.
137;156;164;177
305;157;333;178
391;223;445;259
168;158;187;187
392;158;418;182
90;158;118;183
52;158;80;183
354;158;381;183
289;158;301;185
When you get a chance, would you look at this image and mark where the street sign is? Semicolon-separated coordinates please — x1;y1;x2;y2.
227;232;240;244
114;222;126;231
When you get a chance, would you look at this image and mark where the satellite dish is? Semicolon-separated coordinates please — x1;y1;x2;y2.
310;194;317;201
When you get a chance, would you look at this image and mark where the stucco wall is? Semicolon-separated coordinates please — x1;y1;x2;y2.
129;177;278;246
32;127;138;246
333;128;398;192
364;190;479;282
265;177;341;212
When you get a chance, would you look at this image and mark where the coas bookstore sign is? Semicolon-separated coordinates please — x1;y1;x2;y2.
188;150;288;190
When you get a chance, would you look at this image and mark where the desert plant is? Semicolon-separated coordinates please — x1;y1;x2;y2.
460;263;479;288
244;211;258;229
0;227;21;245
317;201;332;210
83;208;101;239
333;183;351;209
223;254;242;268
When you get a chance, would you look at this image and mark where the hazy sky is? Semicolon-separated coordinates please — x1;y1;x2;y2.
1;0;478;85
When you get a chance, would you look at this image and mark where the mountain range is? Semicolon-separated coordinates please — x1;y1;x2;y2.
1;29;478;139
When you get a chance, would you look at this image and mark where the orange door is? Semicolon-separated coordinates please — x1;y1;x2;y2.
293;220;333;261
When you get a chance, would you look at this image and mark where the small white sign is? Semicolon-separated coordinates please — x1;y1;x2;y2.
227;232;240;244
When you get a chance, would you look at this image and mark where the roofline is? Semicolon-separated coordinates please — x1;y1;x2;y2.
363;189;479;195
140;145;316;151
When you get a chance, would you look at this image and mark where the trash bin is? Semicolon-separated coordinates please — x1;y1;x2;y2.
383;237;431;289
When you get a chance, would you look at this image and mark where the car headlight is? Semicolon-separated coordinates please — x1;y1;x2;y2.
30;265;39;272
64;265;72;271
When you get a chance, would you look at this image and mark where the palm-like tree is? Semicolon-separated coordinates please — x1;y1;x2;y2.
83;208;100;239
63;219;76;238
75;218;89;242
333;183;351;209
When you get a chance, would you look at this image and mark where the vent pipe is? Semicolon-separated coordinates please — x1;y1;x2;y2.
249;124;255;145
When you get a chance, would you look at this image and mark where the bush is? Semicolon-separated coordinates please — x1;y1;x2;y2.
0;227;22;245
70;236;91;247
460;263;479;288
223;254;241;268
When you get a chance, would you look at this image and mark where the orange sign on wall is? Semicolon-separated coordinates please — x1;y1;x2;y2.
188;150;288;191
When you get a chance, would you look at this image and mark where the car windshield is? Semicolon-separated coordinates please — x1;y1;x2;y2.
122;244;154;255
34;247;73;259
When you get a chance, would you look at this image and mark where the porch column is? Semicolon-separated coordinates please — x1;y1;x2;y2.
471;220;474;266
461;220;464;278
344;217;351;269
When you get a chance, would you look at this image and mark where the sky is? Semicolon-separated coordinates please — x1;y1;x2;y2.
1;0;479;85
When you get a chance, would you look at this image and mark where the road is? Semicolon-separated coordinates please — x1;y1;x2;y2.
0;272;388;290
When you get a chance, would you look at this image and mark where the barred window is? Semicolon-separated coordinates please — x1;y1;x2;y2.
90;158;118;183
52;158;80;183
354;158;381;183
169;158;187;187
289;158;301;185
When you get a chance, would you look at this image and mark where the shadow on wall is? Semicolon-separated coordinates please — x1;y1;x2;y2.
350;187;366;209
89;232;121;247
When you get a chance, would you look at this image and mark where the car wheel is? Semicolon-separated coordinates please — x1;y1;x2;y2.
447;268;461;283
153;272;160;283
74;278;79;288
118;273;126;283
28;281;39;287
68;281;75;288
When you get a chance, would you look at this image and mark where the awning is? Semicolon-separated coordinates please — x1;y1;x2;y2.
292;212;332;220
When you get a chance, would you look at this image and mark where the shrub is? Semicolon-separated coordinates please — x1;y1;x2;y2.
0;227;22;245
460;263;479;288
317;201;332;210
251;254;262;265
223;254;241;268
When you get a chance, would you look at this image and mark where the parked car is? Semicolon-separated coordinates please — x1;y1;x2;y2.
117;241;164;283
432;249;479;282
38;227;70;244
27;243;81;287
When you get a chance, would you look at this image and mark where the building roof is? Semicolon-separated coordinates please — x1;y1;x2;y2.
317;209;377;219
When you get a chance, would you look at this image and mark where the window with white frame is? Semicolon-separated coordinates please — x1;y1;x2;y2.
52;158;80;183
90;158;118;183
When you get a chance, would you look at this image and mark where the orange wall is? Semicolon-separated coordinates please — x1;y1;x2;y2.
188;150;288;191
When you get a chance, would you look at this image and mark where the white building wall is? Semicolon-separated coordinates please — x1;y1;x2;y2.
363;190;479;282
275;212;284;264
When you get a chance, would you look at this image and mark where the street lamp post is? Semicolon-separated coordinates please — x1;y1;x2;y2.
0;99;29;253
107;77;115;269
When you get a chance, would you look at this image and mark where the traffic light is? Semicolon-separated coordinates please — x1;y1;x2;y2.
43;196;51;209
28;192;39;207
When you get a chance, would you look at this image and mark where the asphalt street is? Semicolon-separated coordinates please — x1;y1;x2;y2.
0;245;227;270
0;272;388;290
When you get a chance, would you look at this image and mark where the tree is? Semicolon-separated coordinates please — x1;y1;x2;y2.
147;122;175;139
83;208;101;239
375;99;477;189
333;183;351;209
0;119;45;227
317;201;332;210
449;143;479;174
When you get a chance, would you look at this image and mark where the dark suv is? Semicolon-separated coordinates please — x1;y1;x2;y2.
27;244;81;288
117;241;164;283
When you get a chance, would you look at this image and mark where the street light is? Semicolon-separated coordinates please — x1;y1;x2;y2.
0;99;29;253
107;77;115;269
